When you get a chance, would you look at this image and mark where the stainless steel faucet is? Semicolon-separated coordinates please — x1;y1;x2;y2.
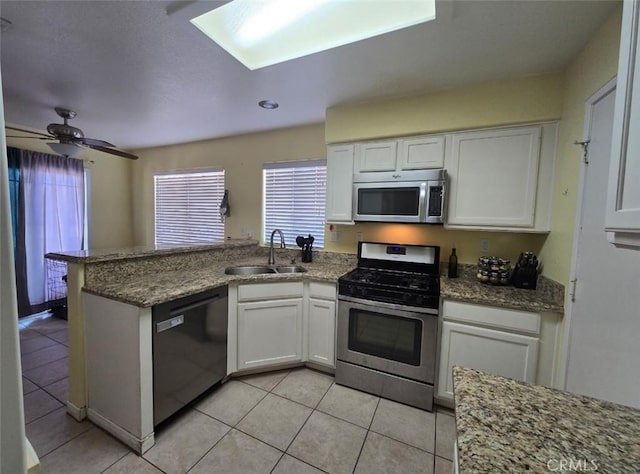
268;229;286;265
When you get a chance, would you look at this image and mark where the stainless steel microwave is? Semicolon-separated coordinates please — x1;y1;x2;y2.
352;169;446;224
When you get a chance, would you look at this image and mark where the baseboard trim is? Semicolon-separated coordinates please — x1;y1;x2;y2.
87;408;155;454
66;402;87;421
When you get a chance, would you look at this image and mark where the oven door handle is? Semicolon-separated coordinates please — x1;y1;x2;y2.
338;295;439;316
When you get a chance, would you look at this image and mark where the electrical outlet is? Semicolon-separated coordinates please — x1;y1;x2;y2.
331;230;340;242
480;239;490;252
356;231;363;242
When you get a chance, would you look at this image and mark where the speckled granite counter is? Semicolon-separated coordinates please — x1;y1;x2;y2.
441;265;564;313
46;239;259;263
453;366;640;474
82;247;356;307
59;241;562;313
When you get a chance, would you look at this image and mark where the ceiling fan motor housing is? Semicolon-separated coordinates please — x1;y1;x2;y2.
47;123;84;141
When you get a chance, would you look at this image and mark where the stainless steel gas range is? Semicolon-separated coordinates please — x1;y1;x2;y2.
336;242;440;411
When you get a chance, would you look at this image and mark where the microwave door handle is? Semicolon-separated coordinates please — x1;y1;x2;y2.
437;180;446;220
418;183;427;221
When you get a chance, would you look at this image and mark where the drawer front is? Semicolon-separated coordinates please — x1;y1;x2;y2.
308;282;336;300
238;282;304;302
442;299;540;335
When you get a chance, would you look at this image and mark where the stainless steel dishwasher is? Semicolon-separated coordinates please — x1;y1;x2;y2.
152;286;228;426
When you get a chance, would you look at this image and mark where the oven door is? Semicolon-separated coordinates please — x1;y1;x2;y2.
337;296;437;384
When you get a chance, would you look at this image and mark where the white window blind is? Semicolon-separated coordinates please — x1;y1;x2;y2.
154;169;225;246
263;160;326;248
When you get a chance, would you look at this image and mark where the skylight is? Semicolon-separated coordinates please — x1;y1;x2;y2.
190;0;436;70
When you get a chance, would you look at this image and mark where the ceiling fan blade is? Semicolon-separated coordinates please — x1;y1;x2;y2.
79;137;115;147
5;125;55;139
83;143;139;160
6;135;54;140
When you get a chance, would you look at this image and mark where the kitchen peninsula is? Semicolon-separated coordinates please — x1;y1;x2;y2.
48;240;564;452
46;240;354;423
453;366;640;473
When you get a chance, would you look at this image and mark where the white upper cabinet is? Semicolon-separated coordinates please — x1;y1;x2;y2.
355;140;398;172
326;144;355;223
355;135;446;173
445;123;557;231
606;0;640;237
399;135;446;169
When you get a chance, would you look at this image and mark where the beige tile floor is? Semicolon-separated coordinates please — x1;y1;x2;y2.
20;315;456;473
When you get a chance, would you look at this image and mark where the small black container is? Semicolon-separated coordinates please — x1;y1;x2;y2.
511;252;538;290
298;234;314;263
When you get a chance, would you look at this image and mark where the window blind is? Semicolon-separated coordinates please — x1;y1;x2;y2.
263;160;326;248
154;169;225;246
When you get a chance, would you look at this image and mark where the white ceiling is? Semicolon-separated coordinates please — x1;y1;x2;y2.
0;0;618;151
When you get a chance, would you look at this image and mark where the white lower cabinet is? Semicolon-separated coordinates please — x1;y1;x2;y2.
307;297;336;368
230;281;337;372
437;320;539;400
436;299;559;404
237;298;303;370
83;293;154;454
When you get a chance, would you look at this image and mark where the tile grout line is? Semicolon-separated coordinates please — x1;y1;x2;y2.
433;411;439;472
97;450;130;474
239;371;335;473
350;396;382;473
37;426;99;463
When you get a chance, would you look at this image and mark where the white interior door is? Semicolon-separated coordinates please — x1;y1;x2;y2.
563;81;640;408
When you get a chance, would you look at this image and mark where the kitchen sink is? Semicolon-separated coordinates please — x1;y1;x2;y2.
274;265;308;274
224;265;308;275
224;266;277;275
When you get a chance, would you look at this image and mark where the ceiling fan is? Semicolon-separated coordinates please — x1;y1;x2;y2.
5;107;138;160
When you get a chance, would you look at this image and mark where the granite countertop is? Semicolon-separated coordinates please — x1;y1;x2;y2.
78;244;563;313
83;256;355;308
46;239;259;263
453;366;640;474
441;265;564;313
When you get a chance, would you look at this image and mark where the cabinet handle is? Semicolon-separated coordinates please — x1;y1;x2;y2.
392;174;401;179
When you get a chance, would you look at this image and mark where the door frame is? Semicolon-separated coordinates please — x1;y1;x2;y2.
557;77;617;390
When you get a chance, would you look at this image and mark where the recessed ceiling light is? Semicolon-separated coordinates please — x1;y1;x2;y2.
259;100;279;110
190;0;436;70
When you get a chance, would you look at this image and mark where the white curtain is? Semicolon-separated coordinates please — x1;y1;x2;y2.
19;151;84;308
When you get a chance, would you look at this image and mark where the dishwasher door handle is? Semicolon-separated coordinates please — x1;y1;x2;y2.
156;314;185;333
168;294;223;317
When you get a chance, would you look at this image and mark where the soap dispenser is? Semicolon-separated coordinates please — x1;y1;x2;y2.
448;247;458;278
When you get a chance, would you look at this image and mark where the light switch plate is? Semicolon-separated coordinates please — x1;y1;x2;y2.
480;239;490;252
331;231;340;242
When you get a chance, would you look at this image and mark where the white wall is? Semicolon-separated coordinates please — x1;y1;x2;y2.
0;54;28;473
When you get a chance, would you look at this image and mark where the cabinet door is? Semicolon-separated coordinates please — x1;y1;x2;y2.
356;140;398;172
237;298;303;370
399;135;445;169
307;297;336;368
446;126;541;227
326;144;355;223
437;321;539;400
606;0;640;234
